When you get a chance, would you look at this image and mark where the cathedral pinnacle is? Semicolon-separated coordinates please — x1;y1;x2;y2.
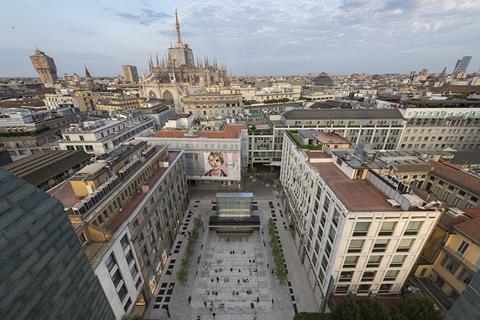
175;9;183;48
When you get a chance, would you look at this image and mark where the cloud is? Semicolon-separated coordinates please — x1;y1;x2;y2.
108;6;170;26
254;26;276;36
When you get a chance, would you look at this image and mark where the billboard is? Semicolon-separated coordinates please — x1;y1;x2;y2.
185;151;241;181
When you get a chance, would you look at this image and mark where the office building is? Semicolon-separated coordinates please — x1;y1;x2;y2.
58;117;155;155
122;65;139;83
280;133;441;307
49;142;188;317
0;170;115;320
29;47;58;87
452;56;472;76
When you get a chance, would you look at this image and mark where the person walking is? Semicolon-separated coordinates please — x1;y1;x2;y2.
188;296;192;304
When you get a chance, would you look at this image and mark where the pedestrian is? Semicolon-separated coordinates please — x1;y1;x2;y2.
188;296;192;304
213;312;216;318
204;300;207;307
256;296;260;303
272;298;275;304
197;316;201;320
250;302;254;309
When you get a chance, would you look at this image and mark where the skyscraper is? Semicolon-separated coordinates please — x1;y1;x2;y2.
29;47;58;87
84;65;95;90
122;65;139;83
0;170;115;320
452;56;472;76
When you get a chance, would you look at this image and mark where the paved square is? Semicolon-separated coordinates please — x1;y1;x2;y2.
145;184;319;320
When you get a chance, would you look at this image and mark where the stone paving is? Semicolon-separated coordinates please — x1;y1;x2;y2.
145;178;319;320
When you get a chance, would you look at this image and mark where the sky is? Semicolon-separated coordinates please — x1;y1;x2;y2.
0;0;479;77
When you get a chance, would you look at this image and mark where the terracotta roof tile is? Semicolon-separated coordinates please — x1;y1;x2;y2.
454;217;480;245
430;161;480;194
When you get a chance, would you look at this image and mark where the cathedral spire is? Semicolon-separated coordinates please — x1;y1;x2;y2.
175;9;183;47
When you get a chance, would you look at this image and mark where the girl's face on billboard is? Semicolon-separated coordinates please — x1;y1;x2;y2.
209;155;222;169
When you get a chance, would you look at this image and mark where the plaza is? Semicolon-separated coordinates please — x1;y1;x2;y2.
145;175;319;320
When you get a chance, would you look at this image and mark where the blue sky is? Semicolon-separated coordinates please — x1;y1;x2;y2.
0;0;479;77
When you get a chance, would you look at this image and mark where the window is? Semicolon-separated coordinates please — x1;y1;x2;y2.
112;269;122;288
457;269;473;285
124;298;132;312
357;284;371;293
379;284;393;293
135;277;142;289
384;270;399;281
361;271;376;282
367;255;382;268
343;256;358;268
348;240;364;253
325;242;332;258
328;226;336;243
335;285;349;294
339;271;354;282
379;222;396;236
121;234;129;250
373;239;389;252
457;241;469;255
353;222;370;236
126;249;134;265
404;221;423;235
442;255;460;274
323;197;330;213
390;255;406;267
332;209;341;227
85;145;94;151
79;135;85;141
106;253;117;273
130;263;139;279
118;284;127;301
397;239;414;252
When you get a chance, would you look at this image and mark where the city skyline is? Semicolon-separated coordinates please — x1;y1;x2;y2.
1;0;479;77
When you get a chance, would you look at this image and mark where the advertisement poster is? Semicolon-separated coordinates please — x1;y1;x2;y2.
203;151;240;180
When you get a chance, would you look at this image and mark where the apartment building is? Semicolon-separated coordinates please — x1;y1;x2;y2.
249;109;405;166
49;142;188;318
280;133;441;307
96;97;147;112
414;207;480;309
59;117;154;155
421;161;480;209
398;106;480;152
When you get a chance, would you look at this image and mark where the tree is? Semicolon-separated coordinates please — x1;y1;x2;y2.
329;298;362;320
357;298;390;320
391;296;442;320
328;298;389;320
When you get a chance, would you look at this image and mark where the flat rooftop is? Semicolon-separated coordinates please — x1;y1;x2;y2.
283;108;403;120
154;124;246;139
311;162;399;212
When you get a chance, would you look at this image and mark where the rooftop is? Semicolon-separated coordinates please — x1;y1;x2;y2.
430;161;480;195
1;150;91;186
454;217;480;245
311;162;399;212
154;124;246;139
314;132;349;145
283;108;403;120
